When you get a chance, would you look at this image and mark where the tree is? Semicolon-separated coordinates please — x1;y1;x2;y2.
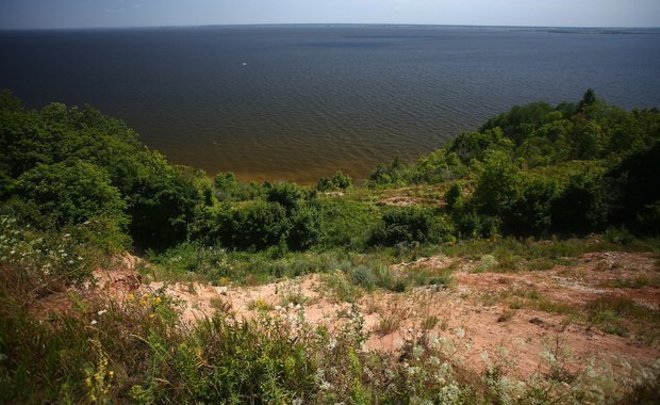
13;160;127;229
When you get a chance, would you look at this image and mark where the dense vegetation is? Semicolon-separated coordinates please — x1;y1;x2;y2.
2;89;657;261
1;89;659;403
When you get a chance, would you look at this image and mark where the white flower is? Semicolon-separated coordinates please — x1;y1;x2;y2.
91;319;98;325
319;380;333;391
97;310;107;316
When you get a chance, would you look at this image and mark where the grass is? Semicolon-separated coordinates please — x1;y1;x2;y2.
246;298;274;312
3;250;660;403
374;314;401;335
441;236;660;273
599;276;659;289
586;296;660;339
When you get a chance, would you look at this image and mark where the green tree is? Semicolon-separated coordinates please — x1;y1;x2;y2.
13;160;127;229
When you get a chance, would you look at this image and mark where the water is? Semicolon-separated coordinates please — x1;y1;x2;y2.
1;25;659;184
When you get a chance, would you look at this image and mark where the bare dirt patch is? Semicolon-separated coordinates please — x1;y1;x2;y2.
132;251;659;379
35;250;659;380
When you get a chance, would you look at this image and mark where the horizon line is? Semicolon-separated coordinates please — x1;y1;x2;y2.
2;22;660;33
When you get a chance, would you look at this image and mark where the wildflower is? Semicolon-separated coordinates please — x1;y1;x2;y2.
97;309;107;316
319;380;333;391
91;319;98;325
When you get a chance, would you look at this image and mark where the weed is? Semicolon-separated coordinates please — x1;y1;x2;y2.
247;298;274;312
497;309;516;323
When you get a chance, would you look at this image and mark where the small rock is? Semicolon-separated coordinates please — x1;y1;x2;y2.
529;317;545;327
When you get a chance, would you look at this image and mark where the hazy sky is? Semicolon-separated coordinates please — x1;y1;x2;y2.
1;0;659;30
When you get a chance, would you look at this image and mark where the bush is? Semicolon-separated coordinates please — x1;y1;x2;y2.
219;201;290;251
606;142;660;234
551;173;607;234
502;176;560;236
213;171;263;201
264;181;307;213
13;160;128;231
317;171;352;191
148;242;231;282
287;204;321;251
127;165;205;250
444;183;463;211
368;207;441;246
349;265;377;291
471;150;522;217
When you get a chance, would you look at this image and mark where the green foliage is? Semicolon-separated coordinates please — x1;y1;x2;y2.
606;142;660;234
148;242;231;282
449;127;515;163
127;164;206;250
411;149;468;183
444;183;463;211
0;91;207;251
12;160;127;230
317;171;352;191
551;172;608;234
317;198;379;250
264;181;307;213
214;171;264;201
287;203;321;251
502;176;561;236
368;157;409;186
219;201;290;251
471;150;522;217
480;101;557;144
368;207;446;246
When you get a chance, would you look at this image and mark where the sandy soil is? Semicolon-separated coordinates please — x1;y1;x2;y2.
77;250;660;379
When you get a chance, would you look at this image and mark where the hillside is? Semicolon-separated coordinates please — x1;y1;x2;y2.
1;89;659;403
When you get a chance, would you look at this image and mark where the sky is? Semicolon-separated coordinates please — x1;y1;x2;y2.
1;0;659;30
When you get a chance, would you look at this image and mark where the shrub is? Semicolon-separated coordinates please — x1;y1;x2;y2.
551;173;607;234
127;165;205;250
606;142;660;234
219;201;290;251
444;183;463;211
349;265;377;291
149;242;232;283
287;204;321;251
317;171;352;191
264;181;307;213
12;160;127;230
502;176;560;236
472;150;522;217
213;171;263;201
368;207;440;246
